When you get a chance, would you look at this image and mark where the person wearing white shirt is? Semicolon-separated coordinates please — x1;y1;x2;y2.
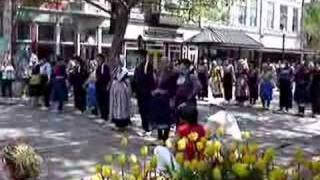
40;58;52;108
1;62;15;98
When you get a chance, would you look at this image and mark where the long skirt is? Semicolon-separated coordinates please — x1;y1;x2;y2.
109;80;131;128
294;84;309;104
198;72;208;98
223;74;233;101
52;79;68;102
279;79;292;109
152;93;172;128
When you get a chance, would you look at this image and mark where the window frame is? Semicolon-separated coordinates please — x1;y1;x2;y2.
292;7;299;32
38;23;56;42
266;2;275;29
280;5;288;31
249;0;257;27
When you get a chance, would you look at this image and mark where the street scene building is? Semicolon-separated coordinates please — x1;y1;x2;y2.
0;0;312;69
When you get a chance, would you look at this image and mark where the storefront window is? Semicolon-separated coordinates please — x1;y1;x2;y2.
17;22;30;40
280;5;288;31
37;44;55;60
61;45;75;60
169;45;181;61
38;24;55;41
266;2;274;29
236;0;247;25
249;0;257;27
61;25;75;42
102;28;110;44
80;29;97;44
292;8;298;32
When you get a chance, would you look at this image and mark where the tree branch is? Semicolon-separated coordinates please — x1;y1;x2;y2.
83;0;111;14
128;0;142;9
118;0;129;10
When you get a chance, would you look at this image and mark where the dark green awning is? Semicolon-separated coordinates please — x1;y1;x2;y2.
187;27;262;48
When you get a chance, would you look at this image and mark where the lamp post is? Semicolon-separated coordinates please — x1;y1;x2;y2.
280;24;286;61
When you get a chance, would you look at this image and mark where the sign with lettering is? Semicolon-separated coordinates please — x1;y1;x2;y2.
144;28;183;39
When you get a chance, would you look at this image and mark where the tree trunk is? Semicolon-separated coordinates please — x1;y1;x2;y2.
108;4;129;72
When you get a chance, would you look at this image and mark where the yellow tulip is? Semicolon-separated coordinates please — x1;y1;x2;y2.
131;164;141;177
241;131;251;139
177;138;188;151
129;154;138;164
140;146;149;157
196;141;204;151
248;143;259;154
212;167;222;180
117;154;127;167
294;148;305;164
120;136;128;147
255;159;266;172
188;132;199;142
243;155;256;164
165;139;173;149
216;127;225;137
213;140;222;152
263;148;275;163
184;160;191;169
91;173;103;180
232;163;249;178
190;159;198;171
176;152;184;165
150;155;158;169
229;153;237;163
102;165;112;177
95;164;102;174
269;168;285;180
196;160;207;171
104;155;113;164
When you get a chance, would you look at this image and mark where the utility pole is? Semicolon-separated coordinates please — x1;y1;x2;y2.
300;0;305;63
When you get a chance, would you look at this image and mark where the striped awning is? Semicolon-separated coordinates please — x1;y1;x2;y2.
186;27;262;48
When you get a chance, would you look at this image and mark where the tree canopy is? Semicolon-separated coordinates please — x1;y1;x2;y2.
164;0;233;26
304;1;320;49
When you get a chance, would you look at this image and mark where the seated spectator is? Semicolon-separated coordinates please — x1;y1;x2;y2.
177;105;206;160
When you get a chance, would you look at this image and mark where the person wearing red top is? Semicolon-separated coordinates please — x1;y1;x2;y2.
177;105;206;160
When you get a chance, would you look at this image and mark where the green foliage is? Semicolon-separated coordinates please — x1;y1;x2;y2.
304;2;320;49
164;0;233;25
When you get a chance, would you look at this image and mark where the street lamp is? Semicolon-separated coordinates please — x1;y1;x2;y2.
280;24;286;62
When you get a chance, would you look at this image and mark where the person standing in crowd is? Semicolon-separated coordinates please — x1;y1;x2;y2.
278;61;293;112
222;59;235;103
294;62;310;116
152;58;176;142
235;59;249;105
1;61;15;98
29;60;41;106
95;54;111;120
52;57;68;112
39;58;52;109
133;52;155;135
310;62;320;117
260;66;275;110
175;59;201;125
72;57;89;113
197;58;208;100
84;70;97;116
109;66;131;130
248;64;259;105
209;60;223;98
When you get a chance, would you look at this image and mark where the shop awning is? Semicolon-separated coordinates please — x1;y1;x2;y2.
186;27;263;48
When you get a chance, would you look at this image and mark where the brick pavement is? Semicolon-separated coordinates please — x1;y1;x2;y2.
0;96;319;179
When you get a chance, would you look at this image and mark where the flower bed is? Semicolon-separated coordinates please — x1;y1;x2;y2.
91;130;320;180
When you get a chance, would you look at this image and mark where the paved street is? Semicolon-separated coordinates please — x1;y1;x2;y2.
0;96;319;179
